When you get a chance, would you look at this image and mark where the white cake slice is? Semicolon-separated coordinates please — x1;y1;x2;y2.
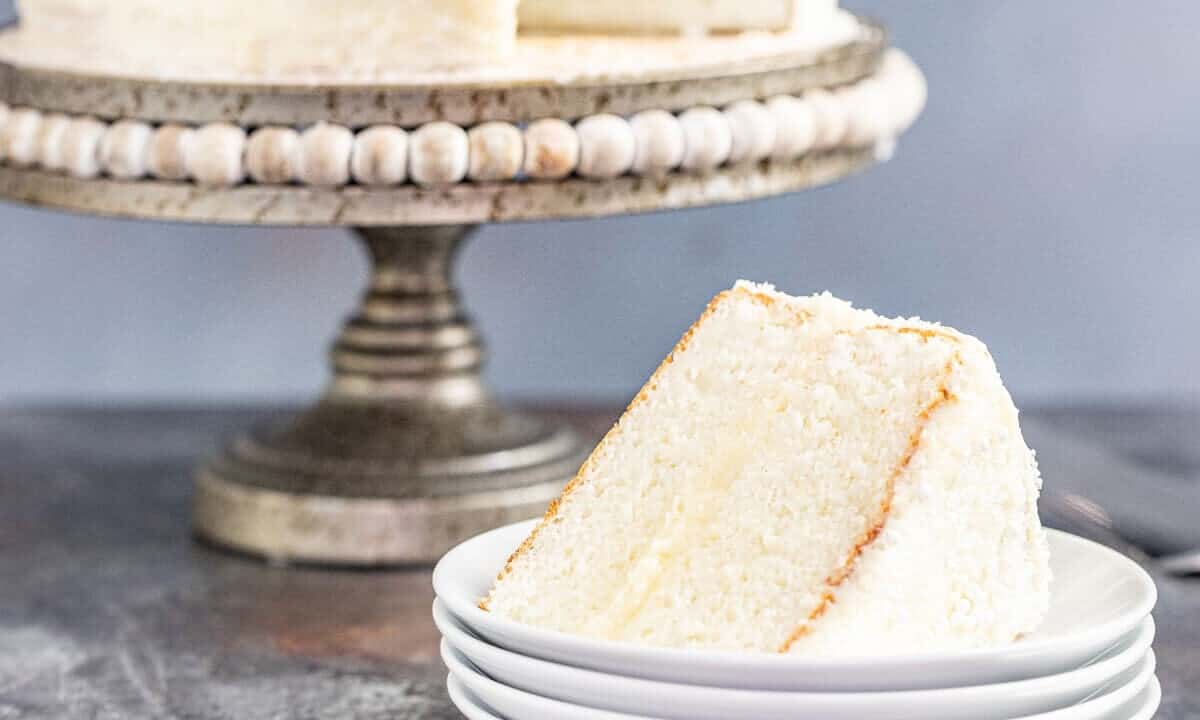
483;282;1050;655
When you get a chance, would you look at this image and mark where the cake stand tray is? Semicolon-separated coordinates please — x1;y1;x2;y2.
0;17;916;565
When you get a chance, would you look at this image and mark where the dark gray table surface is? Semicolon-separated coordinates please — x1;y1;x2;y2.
0;404;1195;719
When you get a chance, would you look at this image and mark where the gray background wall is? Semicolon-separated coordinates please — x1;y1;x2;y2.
0;1;1195;405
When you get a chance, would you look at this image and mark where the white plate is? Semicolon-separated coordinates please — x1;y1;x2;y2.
435;599;1154;720
433;520;1157;691
1122;675;1161;720
444;675;1163;720
447;674;504;720
443;640;1156;720
1017;654;1156;720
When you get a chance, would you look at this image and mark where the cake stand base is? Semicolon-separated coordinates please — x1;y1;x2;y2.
192;226;587;566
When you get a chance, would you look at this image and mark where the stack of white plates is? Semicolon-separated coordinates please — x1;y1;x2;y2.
433;520;1159;720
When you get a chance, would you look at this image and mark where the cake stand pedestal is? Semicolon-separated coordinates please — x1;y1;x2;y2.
194;225;586;565
0;18;917;565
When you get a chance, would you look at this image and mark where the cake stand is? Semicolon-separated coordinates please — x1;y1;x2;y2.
0;17;923;565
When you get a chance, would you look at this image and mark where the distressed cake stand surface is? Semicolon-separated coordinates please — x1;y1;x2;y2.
0;20;891;565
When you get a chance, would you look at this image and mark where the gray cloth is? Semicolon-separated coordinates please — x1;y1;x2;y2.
1025;415;1200;556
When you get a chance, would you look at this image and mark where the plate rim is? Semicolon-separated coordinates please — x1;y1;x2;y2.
442;638;1157;720
447;673;505;720
435;596;1155;706
1125;675;1162;720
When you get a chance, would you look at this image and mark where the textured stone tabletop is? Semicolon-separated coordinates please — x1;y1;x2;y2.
0;405;1195;719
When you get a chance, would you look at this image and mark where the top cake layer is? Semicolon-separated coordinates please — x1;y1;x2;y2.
9;0;852;79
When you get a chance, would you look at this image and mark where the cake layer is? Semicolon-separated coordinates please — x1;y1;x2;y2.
483;282;1050;655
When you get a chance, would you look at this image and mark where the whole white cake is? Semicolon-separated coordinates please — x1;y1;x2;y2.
15;0;521;73
13;0;848;75
482;282;1050;655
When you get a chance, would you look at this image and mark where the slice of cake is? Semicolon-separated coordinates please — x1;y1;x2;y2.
482;282;1050;655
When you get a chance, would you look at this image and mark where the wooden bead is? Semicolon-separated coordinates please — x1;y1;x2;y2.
147;124;194;181
678;106;732;172
630;110;684;176
576;114;635;179
0;103;8;163
187;123;246;186
35;113;72;171
468;121;523;182
803;88;848;150
905;60;929;133
100;120;152;179
61;117;107;179
351;125;408;186
881;49;927;135
522;118;579;180
297;123;353;187
246;126;299;185
410;122;469;187
766;95;817;160
724;100;776;164
840;78;889;146
0;108;43;167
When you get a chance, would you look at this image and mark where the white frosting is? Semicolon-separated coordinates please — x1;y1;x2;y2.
523;118;579;180
630;110;685;176
678;106;732;172
724;100;776;164
467;121;523;182
351;125;408;186
765;95;817;159
576;114;636;179
1;108;44;168
147;124;194;181
409;122;469;186
12;0;520;76
35;113;72;171
186;123;246;186
297;123;354;187
245;127;300;185
99;120;152;179
61;117;106;178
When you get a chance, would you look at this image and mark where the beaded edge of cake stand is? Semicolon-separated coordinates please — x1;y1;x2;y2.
0;50;924;189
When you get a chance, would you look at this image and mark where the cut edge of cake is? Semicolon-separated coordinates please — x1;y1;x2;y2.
479;281;768;611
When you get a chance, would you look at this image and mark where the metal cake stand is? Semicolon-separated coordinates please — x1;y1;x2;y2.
0;20;892;565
